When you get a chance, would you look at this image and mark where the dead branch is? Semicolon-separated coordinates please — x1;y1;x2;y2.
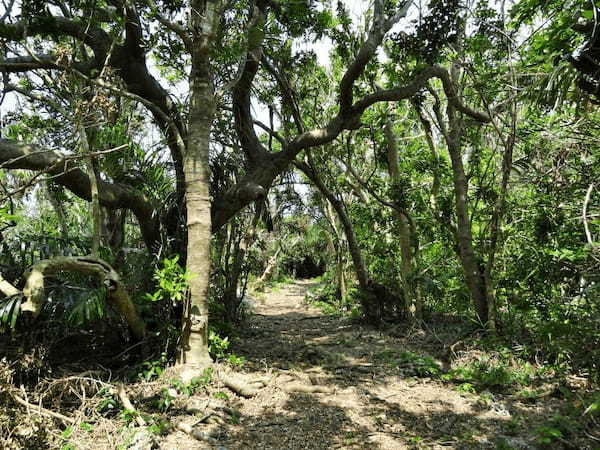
115;383;146;427
584;183;596;246
7;389;75;424
175;422;218;444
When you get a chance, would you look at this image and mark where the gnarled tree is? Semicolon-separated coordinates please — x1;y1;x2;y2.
1;0;492;373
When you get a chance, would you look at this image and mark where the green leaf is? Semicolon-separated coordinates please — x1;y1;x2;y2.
582;10;594;20
584;400;600;416
0;296;21;331
61;426;74;439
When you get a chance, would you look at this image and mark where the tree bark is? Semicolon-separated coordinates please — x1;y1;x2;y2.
324;199;346;303
20;256;145;340
445;112;489;324
384;118;419;320
177;0;222;377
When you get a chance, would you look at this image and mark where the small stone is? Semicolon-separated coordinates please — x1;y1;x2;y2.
167;388;179;398
495;436;533;449
127;429;158;450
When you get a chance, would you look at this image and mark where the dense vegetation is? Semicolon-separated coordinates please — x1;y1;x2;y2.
0;0;599;448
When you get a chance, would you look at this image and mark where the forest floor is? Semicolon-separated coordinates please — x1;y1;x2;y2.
1;279;598;449
163;279;596;450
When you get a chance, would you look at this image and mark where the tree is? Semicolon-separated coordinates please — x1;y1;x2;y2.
1;0;493;374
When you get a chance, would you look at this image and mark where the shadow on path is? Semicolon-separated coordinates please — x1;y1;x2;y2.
219;280;575;449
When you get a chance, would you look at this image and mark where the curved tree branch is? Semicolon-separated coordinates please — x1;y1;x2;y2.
0;54;100;74
231;3;270;167
212;64;491;230
0;139;160;253
338;0;414;115
352;66;492;123
0;16;111;58
21;256;146;340
0;9;188;203
262;55;305;133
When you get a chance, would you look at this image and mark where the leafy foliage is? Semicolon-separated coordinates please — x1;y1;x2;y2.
144;256;191;304
65;288;105;327
0;294;21;331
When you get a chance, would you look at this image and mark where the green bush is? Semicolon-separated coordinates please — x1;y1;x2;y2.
443;354;539;393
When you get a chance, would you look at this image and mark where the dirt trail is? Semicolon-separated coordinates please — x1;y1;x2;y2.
0;281;587;449
204;280;523;450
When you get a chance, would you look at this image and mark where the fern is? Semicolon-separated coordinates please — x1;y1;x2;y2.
66;289;105;326
0;294;22;331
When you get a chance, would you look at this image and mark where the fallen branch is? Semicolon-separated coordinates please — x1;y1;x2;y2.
21;256;146;340
7;389;75;424
115;383;146;427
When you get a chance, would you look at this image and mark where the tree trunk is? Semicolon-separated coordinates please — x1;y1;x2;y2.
256;244;282;287
301;164;368;288
482;98;516;333
297;160;384;321
336;250;346;304
426;84;489;325
414;99;462;261
177;0;222;377
384;118;419;320
222;209;260;320
446;120;489;324
324;199;346;304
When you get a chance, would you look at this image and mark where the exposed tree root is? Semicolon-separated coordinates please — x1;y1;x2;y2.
281;382;333;394
219;372;261;398
175;422;219;444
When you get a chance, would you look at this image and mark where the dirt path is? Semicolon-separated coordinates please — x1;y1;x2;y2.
1;280;589;449
206;280;525;449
